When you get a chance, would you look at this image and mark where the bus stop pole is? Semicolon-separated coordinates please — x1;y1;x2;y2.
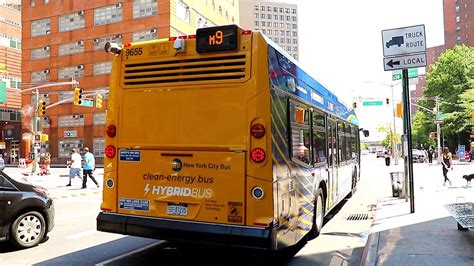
402;69;415;213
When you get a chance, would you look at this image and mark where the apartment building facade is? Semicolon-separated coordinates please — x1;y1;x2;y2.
21;0;238;164
0;1;21;164
239;0;299;60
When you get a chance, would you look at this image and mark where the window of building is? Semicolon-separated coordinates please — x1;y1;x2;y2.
176;0;190;23
456;36;461;43
456;15;460;22
274;38;278;43
273;7;278;12
267;6;271;11
455;5;460;12
58;91;74;103
293;46;297;52
31;18;50;37
261;21;266;27
59;11;85;32
280;23;284;28
31;0;35;7
94;4;123;26
31;46;50;60
93;61;112;75
286;16;290;21
286;38;291;44
293;39;297;44
58;139;84;158
94;34;122;51
262;29;266;34
292;31;297;37
58;65;84;80
133;0;158;18
273;14;278;20
279;8;283;12
280;30;284;35
292;9;296;14
274;30;278;35
292;24;297;29
44;0;49;4
93;112;106;125
280;15;284;20
260;13;265;19
294;55;298;60
132;29;158;42
254;21;259;26
292;16;297;21
287;23;291;29
31;69;50;82
266;14;270;19
285;8;290;13
254;5;259;11
59;114;84;128
280;38;284;42
260;5;265;11
286;31;290;36
456;26;461;31
93;137;105;158
58;40;85;56
254;13;258;18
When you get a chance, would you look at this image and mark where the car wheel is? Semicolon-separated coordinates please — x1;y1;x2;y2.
10;211;46;249
308;188;325;240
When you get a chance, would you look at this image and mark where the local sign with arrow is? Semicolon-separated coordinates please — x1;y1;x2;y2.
384;53;426;71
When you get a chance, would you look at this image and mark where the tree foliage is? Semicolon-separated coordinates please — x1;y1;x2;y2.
420;44;474;146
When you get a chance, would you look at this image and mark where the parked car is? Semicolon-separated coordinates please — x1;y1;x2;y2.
376;148;386;158
0;157;4;171
412;149;426;163
0;172;55;248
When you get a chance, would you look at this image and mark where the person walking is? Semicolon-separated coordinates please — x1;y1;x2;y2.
81;147;99;189
441;147;453;186
67;149;82;186
427;147;434;164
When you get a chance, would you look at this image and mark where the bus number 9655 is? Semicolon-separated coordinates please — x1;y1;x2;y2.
125;47;143;57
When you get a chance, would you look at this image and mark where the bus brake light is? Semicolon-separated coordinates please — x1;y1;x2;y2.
169;36;177;41
105;145;116;158
188;34;196;39
251;148;266;163
106;125;117;137
242;30;252;35
178;36;187;39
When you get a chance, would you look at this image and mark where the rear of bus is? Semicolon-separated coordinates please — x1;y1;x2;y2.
97;25;276;249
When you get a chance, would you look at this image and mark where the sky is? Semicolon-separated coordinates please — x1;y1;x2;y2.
284;0;445;141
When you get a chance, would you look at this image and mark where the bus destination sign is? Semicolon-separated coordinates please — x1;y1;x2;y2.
196;25;238;53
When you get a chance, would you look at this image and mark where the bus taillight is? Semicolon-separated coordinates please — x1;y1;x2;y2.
106;125;116;137
242;29;252;35
251;148;266;163
105;145;116;158
250;124;265;139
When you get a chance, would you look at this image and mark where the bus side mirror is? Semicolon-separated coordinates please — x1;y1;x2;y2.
363;130;370;137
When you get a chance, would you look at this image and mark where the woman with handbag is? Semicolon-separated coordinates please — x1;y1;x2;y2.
441;147;453;186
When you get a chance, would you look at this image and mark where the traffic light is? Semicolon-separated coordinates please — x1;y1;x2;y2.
386;98;390;105
37;100;46;117
74;87;83;105
396;102;403;118
96;93;103;109
352;102;357;109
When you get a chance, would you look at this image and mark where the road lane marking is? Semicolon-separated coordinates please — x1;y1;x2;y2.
65;229;97;239
95;241;163;266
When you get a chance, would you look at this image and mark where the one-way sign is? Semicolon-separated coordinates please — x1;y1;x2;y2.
382;25;426;57
383;53;427;71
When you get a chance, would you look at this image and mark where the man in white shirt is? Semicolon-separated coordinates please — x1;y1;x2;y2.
67;149;82;186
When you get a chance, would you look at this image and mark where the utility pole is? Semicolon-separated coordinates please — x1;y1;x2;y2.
390;83;398;165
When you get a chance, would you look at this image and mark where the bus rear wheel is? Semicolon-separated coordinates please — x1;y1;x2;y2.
308;188;325;240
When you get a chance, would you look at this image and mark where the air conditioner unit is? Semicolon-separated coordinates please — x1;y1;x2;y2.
45;30;50;34
77;64;84;70
115;3;122;8
43;45;50;51
72;114;78;119
77;40;84;46
77;10;85;16
116;34;122;39
43;69;50;74
93;38;99;43
150;28;157;34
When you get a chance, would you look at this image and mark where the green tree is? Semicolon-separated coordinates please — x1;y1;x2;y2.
411;110;435;147
423;44;474;146
376;124;400;148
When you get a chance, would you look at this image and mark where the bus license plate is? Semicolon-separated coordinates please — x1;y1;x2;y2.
167;204;188;216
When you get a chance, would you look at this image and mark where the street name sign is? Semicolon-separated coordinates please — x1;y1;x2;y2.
363;101;383;106
393;68;418;81
80;99;94;107
383;53;427;71
382;25;426;57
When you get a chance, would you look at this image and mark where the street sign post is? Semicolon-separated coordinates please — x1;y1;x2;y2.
80;99;94;107
382;25;426;57
384;53;426;71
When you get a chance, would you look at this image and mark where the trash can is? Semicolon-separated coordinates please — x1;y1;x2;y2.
385;156;391;166
390;171;404;197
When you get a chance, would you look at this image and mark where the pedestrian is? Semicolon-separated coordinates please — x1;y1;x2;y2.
427;147;434;164
384;148;391;166
441;147;453;186
67;149;82;186
81;147;99;189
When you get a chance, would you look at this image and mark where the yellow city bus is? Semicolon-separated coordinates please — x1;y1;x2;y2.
97;25;360;250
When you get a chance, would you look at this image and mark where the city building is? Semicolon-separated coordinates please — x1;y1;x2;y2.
0;0;21;164
21;0;239;164
239;0;299;60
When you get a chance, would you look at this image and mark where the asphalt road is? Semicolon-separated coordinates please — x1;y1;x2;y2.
0;155;395;265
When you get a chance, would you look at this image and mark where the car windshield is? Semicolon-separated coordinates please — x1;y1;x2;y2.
3;172;32;185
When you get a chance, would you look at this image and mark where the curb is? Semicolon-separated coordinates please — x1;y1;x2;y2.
360;198;383;266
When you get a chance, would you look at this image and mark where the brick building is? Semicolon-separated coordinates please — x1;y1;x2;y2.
21;0;239;164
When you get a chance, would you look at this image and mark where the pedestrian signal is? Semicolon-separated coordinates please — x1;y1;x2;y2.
96;93;103;108
352;102;357;109
38;100;46;117
386;98;390;104
74;87;83;105
396;102;403;117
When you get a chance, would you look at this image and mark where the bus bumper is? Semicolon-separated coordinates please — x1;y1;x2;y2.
97;212;273;249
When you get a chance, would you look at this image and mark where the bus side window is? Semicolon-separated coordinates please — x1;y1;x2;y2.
312;111;326;164
289;101;311;165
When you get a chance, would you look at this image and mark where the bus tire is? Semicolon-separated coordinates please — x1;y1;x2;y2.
307;188;325;240
347;168;358;198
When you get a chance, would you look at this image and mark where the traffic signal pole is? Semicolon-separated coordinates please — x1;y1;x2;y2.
402;69;415;213
435;96;442;164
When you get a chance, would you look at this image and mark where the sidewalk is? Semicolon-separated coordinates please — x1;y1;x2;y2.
362;162;474;265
